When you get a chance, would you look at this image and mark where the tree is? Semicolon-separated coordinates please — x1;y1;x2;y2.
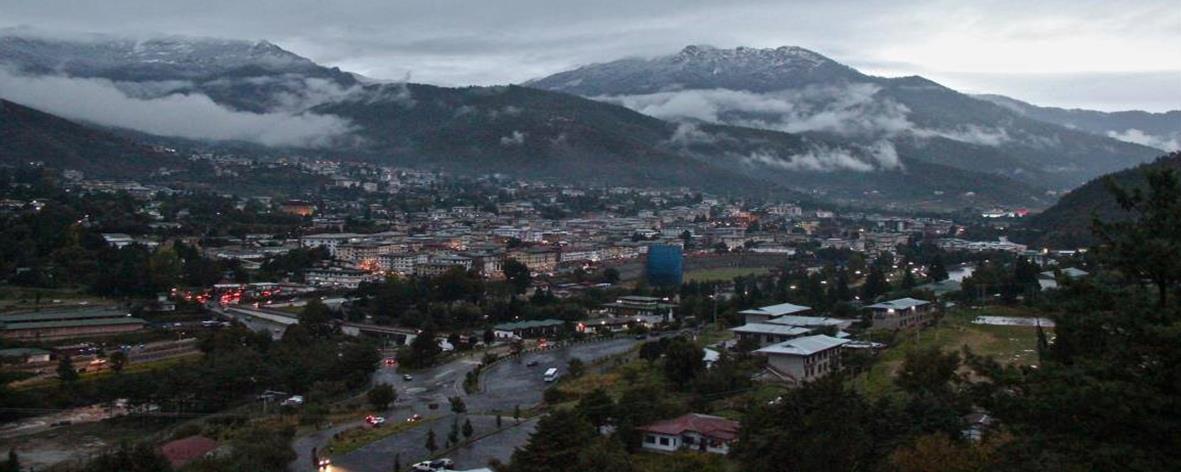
2;449;18;472
1093;168;1181;307
57;356;78;387
425;429;438;454
82;442;172;472
567;358;586;378
928;255;949;282
575;437;633;472
506;409;596;472
483;328;496;345
300;298;336;339
462;418;474;439
513;404;521;422
576;388;615;429
662;337;705;388
449;396;467;413
861;266;891;301
889;433;996;472
448;418;460;446
603;268;621;285
108;350;128;374
496;414;503;428
734;378;901;472
393;453;401;472
503;258;532;295
367;384;397;411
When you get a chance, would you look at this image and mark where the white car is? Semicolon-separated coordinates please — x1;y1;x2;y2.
365;415;386;426
411;458;454;471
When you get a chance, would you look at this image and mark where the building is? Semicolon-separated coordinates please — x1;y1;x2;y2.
492;319;566;339
730;323;813;347
755;335;849;384
507;247;560;274
304;267;379;289
279;200;315;217
762;315;855;331
646;244;684;286
865;297;933;330
738;302;812;324
0;347;51;363
601;295;676;323
1038;267;1089;290
0;309;146;341
638;413;740;455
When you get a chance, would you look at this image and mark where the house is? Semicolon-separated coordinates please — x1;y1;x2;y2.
492;319;565;339
0;347;51;363
730;323;812;347
1038;267;1089;290
638;413;740;455
159;435;220;469
738;302;812;324
755;335;849;385
864;297;933;330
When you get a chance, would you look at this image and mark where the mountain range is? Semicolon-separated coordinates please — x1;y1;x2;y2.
1027;151;1181;248
0;98;184;178
528;45;1165;191
0;30;1174;211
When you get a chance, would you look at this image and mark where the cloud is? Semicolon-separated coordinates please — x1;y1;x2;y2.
913;124;1012;146
603;84;917;139
667;123;718;145
500;130;526;146
739;140;900;173
1107;128;1180;151
0;67;355;147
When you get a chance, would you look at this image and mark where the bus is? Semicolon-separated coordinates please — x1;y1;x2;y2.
544;367;559;382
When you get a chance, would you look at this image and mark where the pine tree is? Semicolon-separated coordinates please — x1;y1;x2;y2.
425;429;438;454
462;418;474;439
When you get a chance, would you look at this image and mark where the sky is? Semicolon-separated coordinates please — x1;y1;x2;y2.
1;0;1179;112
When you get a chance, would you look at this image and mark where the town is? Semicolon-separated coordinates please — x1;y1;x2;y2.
0;150;1099;472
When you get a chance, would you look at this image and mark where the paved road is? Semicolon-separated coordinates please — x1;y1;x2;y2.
292;338;640;472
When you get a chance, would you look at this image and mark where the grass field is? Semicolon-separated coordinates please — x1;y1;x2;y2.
854;307;1045;398
684;267;770;282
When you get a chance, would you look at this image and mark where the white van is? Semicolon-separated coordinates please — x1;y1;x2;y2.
543;367;559;382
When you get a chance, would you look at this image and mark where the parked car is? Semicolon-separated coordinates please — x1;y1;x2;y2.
365;415;386;426
411;458;454;471
403;374;414;381
525;359;539;367
406;413;423;423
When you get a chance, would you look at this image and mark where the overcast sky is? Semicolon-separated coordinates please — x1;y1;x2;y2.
2;0;1179;112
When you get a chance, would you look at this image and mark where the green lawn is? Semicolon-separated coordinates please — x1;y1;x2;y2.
854;307;1044;398
684;267;770;282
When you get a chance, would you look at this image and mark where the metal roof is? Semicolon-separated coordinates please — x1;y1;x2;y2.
730;323;813;336
738;302;811;316
756;335;849;356
866;297;930;310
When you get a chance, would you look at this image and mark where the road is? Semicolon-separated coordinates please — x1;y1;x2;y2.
291;337;640;472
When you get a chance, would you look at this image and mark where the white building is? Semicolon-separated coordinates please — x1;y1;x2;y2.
638;413;740;455
756;335;849;385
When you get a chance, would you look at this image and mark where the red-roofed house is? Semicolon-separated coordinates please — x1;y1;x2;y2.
160;435;219;469
637;413;740;455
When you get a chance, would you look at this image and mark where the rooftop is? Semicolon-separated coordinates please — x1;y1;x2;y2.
637;413;740;441
493;319;566;331
756;335;849;356
764;315;853;328
730;323;813;337
738;302;811;317
866;297;930;311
